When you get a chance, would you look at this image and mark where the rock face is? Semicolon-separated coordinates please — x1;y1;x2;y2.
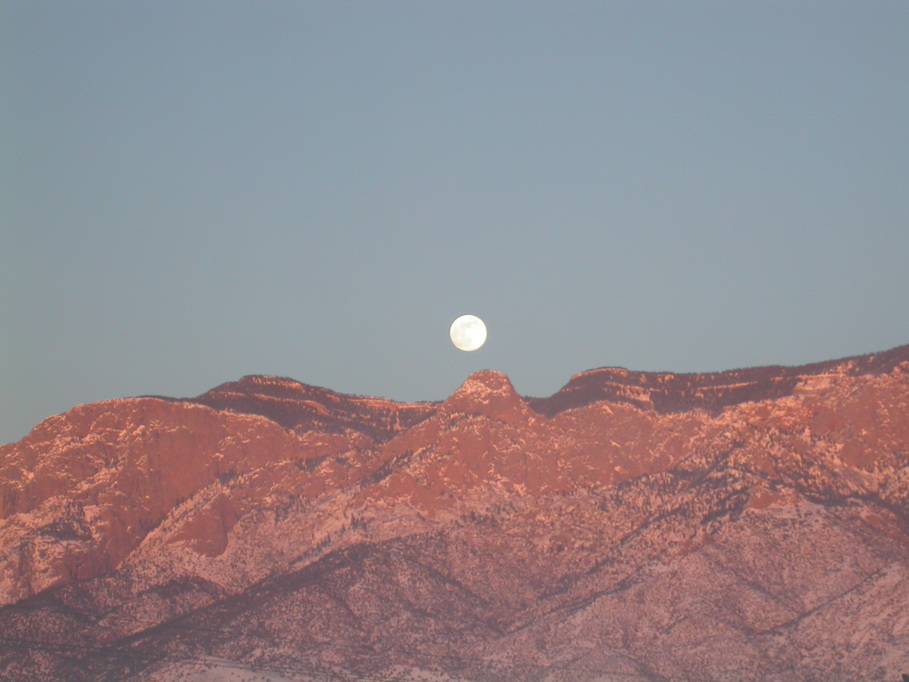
1;347;909;681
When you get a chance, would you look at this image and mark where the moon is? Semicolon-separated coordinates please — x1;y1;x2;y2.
449;314;487;352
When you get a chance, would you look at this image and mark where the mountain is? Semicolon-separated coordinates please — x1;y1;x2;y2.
1;346;909;681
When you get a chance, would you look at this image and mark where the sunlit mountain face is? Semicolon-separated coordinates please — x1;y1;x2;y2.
2;346;909;681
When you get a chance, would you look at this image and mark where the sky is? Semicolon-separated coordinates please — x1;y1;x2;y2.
2;2;908;445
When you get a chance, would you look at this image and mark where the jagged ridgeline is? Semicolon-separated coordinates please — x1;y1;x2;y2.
1;346;909;680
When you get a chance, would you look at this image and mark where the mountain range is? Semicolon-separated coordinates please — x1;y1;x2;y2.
2;345;909;680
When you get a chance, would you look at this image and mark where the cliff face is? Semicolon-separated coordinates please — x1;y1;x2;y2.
1;346;908;681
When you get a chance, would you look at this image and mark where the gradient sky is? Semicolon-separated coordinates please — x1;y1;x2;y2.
2;2;908;445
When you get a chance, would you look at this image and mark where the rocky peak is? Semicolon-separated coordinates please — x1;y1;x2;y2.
440;370;529;424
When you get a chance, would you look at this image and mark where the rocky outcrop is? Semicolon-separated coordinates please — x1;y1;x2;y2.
177;374;436;441
1;346;908;680
529;343;909;415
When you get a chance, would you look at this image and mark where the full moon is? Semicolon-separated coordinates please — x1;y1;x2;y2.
449;314;487;352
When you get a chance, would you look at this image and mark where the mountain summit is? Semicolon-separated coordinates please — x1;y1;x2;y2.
1;346;909;680
441;369;530;424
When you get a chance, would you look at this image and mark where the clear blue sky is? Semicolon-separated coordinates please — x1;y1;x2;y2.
3;2;908;445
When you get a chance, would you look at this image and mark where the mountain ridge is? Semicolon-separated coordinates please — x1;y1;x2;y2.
1;345;908;680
